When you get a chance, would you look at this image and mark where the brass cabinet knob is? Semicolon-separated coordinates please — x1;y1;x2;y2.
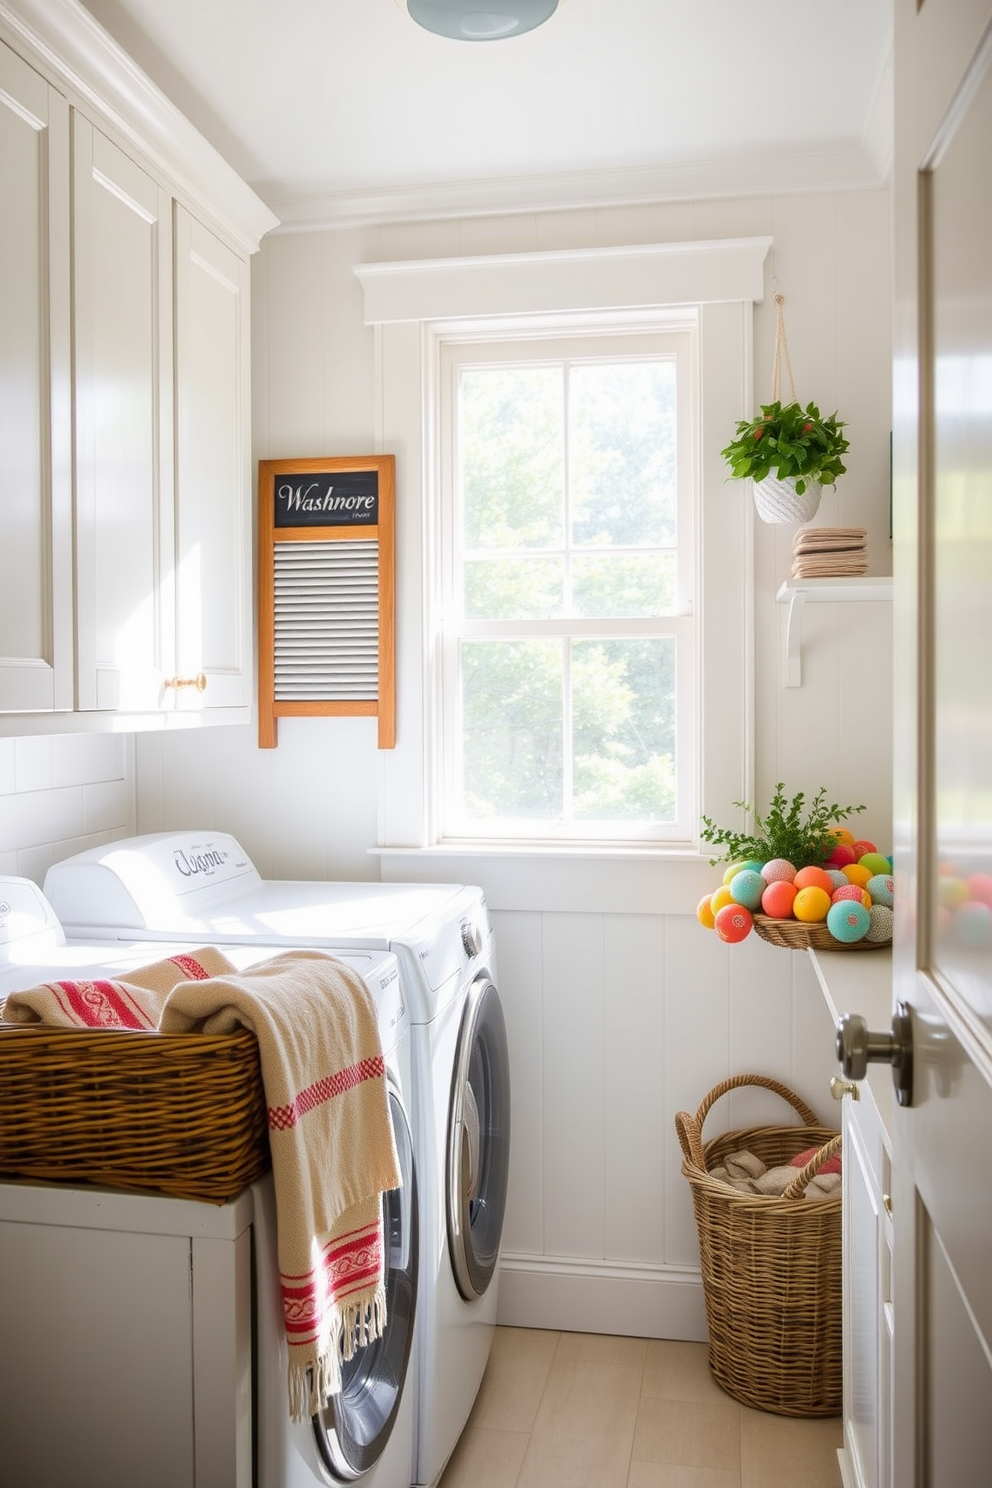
830;1076;860;1102
164;673;207;693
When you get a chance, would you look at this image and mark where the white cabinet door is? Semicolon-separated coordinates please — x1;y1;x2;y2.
173;207;252;712
73;119;174;712
0;40;72;713
840;1080;894;1488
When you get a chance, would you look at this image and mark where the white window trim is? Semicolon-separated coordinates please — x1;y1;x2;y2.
355;237;768;868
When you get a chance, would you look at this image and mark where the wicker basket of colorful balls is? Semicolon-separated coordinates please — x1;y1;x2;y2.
697;784;893;951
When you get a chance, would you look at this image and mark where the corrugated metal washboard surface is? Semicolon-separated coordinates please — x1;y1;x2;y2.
273;540;379;700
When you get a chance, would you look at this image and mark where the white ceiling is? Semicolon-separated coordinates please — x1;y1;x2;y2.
78;0;893;230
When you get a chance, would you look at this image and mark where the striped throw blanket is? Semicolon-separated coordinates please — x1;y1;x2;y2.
1;946;402;1421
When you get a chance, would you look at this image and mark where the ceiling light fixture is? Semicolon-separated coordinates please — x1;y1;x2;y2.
395;0;569;42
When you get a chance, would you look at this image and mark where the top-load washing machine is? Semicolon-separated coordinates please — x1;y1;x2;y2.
0;875;418;1488
45;832;512;1488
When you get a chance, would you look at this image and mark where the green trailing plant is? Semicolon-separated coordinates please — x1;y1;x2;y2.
700;783;867;869
720;400;849;495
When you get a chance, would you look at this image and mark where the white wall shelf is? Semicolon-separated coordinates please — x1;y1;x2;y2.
775;576;893;687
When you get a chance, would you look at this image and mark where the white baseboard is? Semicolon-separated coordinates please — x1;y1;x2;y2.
496;1254;708;1342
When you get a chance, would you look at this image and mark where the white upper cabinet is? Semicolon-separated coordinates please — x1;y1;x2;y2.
0;39;72;714
173;209;251;712
73;119;173;713
0;0;276;734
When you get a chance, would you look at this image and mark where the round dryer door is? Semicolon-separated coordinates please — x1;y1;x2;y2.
315;1082;418;1482
446;976;511;1300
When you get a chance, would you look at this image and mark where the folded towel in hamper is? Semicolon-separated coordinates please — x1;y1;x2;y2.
1;946;402;1423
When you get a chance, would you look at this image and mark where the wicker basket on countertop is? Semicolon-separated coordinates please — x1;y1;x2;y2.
0;1018;270;1203
751;913;891;952
675;1073;842;1417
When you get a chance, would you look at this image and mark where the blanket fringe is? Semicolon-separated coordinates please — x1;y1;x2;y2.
289;1281;389;1422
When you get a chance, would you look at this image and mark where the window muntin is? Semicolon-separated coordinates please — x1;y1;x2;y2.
439;328;696;844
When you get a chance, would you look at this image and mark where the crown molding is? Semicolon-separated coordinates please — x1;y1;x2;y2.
0;0;279;252
267;142;885;236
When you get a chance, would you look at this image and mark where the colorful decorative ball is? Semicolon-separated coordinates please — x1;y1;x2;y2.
859;852;890;876
866;874;894;908
965;873;992;909
714;903;753;943
828;826;856;847
832;883;870;907
842;863;873;889
828;843;857;868
938;876;970;910
827;900;871;943
722;859;764;885
761;858;796;884
793;886;832;923
952;901;992;947
793;865;834;895
851;839;877;858
761;880;798;918
729;869;766;910
697;894;717;929
825;868;850;890
710;884;735;915
865;904;894;942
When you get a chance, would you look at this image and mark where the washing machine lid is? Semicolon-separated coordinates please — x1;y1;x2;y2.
0;877;407;1052
44;834;485;992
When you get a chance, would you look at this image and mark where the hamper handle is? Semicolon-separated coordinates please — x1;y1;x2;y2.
782;1132;843;1201
675;1073;823;1172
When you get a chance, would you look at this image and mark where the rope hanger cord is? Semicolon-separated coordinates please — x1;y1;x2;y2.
770;292;798;405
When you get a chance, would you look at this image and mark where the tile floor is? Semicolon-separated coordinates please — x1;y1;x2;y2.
437;1327;842;1488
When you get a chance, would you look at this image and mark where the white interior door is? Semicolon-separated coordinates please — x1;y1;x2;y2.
892;1;992;1482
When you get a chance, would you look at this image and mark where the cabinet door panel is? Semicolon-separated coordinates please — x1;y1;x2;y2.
0;41;72;712
73;118;173;711
174;208;251;710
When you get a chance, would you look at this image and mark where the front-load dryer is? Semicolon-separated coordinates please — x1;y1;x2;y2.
0;876;418;1488
45;832;512;1488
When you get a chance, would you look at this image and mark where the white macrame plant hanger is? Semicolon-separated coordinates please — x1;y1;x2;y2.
752;294;824;525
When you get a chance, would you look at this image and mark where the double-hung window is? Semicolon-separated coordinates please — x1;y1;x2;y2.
438;325;696;845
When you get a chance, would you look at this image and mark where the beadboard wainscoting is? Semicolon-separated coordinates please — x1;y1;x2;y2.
0;734;136;881
490;906;838;1338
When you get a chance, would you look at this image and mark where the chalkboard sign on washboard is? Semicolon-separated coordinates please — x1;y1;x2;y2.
257;455;396;749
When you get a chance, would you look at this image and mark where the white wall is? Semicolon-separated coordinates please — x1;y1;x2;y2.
0;734;135;883
1;184;893;1339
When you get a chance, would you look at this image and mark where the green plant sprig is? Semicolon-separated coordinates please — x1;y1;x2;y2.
720;400;849;495
700;783;867;869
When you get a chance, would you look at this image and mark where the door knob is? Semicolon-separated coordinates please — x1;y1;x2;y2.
835;1000;913;1107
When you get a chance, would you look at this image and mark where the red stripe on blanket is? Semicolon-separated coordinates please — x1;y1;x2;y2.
280;1222;383;1343
268;1054;386;1131
49;979;152;1029
170;953;212;980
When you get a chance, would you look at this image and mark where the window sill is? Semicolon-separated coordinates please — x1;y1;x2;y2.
372;843;720;915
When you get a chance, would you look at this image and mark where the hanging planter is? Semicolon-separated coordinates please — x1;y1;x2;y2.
752;474;823;525
720;295;850;526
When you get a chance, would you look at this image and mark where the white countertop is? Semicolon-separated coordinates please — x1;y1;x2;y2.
809;946;894;1143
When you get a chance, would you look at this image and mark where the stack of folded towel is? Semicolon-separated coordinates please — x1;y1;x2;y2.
709;1145;841;1200
792;526;868;578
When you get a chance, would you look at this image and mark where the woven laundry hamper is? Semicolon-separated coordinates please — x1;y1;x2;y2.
0;1021;270;1203
675;1073;842;1417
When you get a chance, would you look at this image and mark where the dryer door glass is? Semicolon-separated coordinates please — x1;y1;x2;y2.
446;976;511;1300
314;1082;418;1481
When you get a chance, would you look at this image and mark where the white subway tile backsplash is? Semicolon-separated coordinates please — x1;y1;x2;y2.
52;732;126;788
0;733;135;886
0;740;15;794
14;735;53;793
